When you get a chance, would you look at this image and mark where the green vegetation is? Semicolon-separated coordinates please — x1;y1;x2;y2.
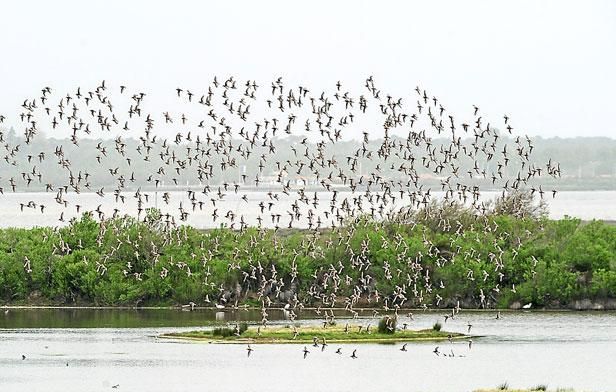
377;316;397;334
0;201;615;308
212;327;237;338
162;324;463;344
432;321;442;331
210;322;250;337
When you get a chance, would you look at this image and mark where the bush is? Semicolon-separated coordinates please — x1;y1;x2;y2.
377;316;396;334
212;327;234;337
1;210;616;309
239;322;248;334
432;321;442;331
492;190;547;219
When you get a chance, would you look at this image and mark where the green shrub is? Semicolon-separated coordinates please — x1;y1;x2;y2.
212;327;234;337
377;316;396;334
1;210;616;309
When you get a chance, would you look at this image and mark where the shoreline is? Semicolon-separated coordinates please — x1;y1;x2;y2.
2;304;614;312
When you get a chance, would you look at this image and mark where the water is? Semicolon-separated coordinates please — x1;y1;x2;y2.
1;309;615;391
1;190;615;229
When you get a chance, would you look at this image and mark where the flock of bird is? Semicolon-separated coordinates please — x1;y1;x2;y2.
235;308;488;361
1;76;559;363
0;76;559;228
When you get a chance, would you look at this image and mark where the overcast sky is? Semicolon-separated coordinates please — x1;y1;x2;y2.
0;0;614;139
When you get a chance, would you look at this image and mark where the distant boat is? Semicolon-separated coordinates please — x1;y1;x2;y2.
215;303;225;309
522;303;532;309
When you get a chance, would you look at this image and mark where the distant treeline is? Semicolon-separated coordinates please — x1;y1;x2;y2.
0;205;614;309
1;129;615;191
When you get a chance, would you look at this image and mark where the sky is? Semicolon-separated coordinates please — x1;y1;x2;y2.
0;0;614;139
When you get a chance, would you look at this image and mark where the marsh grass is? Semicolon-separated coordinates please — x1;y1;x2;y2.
163;324;464;344
377;316;397;334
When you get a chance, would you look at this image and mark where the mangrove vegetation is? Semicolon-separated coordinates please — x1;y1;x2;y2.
0;196;615;310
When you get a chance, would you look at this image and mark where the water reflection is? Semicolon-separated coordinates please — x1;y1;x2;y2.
1;308;269;328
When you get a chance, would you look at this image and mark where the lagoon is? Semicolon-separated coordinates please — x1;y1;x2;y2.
1;309;614;392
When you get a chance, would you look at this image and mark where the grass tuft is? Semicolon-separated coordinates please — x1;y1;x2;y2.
377;316;397;334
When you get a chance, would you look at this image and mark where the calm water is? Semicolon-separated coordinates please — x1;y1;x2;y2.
1;190;615;229
1;309;615;392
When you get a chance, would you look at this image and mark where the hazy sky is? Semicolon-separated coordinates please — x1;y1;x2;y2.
0;0;614;138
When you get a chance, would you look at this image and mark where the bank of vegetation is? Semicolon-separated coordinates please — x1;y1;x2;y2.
0;196;615;309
